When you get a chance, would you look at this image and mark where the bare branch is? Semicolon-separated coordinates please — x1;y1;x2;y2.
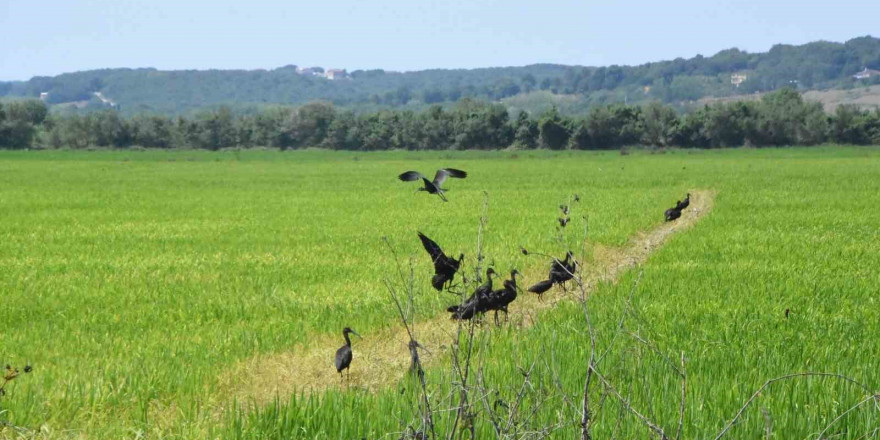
677;352;686;440
759;407;772;440
815;394;878;440
592;365;670;440
714;372;874;440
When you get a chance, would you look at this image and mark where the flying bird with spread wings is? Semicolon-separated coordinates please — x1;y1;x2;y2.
417;232;464;291
398;168;468;201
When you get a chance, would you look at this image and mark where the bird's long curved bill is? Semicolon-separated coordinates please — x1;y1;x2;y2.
351;330;362;338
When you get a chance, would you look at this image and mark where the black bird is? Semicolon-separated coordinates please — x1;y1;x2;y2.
528;251;576;299
471;267;496;299
559;204;570;215
418;232;464;291
527;279;554;296
558;217;570;228
675;193;691;211
398;168;468;202
548;251;577;289
486;269;521;324
573;194;581;202
664;207;682;222
334;327;361;378
447;268;495;320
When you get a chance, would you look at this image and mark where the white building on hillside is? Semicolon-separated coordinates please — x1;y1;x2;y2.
325;69;347;80
853;67;880;80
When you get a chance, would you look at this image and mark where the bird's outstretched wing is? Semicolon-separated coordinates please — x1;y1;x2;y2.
399;171;425;182
432;168;467;186
417;232;448;270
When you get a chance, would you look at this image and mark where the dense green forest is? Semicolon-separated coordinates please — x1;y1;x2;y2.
2;89;879;151
1;37;878;115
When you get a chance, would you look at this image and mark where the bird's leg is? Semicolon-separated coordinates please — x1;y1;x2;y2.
494;310;499;326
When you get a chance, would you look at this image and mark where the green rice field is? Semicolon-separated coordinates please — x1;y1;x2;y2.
1;147;878;439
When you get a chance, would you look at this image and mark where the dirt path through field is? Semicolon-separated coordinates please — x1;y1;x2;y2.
219;190;715;407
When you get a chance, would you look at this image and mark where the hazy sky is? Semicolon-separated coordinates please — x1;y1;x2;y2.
1;0;877;81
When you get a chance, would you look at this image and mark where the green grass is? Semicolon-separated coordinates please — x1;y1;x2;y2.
1;147;878;439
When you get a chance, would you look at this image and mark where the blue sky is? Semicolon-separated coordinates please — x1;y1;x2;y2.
1;0;877;81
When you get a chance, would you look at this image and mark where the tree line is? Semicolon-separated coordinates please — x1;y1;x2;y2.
3;37;878;115
2;89;879;151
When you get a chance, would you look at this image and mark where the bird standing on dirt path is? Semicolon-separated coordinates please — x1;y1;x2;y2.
447;268;495;320
664;206;682;222
418;232;464;291
487;269;521;325
528;251;576;300
675;193;691;211
334;327;361;378
398;168;468;202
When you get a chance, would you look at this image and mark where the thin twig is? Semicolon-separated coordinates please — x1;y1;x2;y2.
592;366;670;440
573;213;596;440
815;394;878;440
381;236;437;440
760;407;772;440
677;352;686;440
714;372;874;440
595;270;641;365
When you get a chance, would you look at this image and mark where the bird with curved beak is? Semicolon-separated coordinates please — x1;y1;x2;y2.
487;269;522;325
675;193;691;211
334;327;362;379
527;251;576;299
447;267;496;320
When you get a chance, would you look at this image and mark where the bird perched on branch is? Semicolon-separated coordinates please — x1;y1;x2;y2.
398;168;467;201
447;268;495;320
486;269;521;324
528;251;576;300
334;327;361;378
418;232;464;291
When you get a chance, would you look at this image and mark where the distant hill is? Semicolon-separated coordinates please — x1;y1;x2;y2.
1;36;878;115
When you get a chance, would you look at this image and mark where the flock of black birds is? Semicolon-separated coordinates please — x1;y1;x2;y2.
664;193;690;222
334;167;692;378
